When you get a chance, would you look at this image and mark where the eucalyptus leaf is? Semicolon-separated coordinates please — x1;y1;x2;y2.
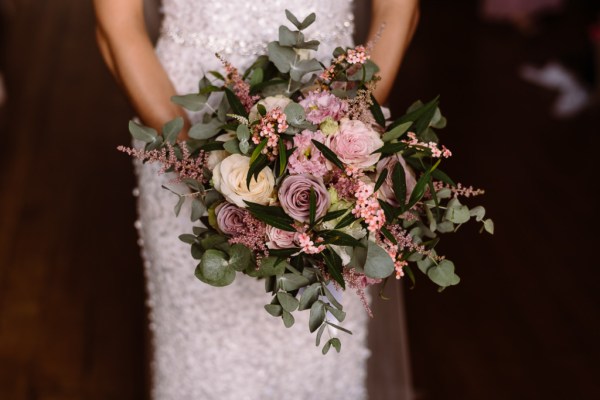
195;249;236;287
258;257;287;277
173;195;185;217
188;119;222;140
171;93;208;112
129;120;158;143
315;323;326;346
382;122;412;142
364;241;395;279
483;219;495;234
190;199;206;222
469;206;486;222
268;41;296;74
322;283;343;310
290;59;322;82
178;234;197;244
309;300;326;333
279;273;310;292
277;292;300;312
163;117;184;145
223;139;241;154
444;198;470;224
228;244;253;271
284;103;306;126
264;304;283;317
325;304;346;323
282;310;295;328
427;259;460;288
299;282;322;310
436;220;455;233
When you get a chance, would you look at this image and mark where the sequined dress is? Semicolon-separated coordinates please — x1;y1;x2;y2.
133;1;373;399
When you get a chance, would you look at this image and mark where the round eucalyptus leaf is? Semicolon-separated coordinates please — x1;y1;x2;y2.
282;310;295;328
195;249;236;287
277;292;299;312
364;241;395;279
258;257;287;277
427;259;460;288
228;244;253;272
264;304;283;317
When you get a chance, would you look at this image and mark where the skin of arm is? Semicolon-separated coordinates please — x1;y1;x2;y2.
94;0;418;133
93;0;190;136
367;0;420;103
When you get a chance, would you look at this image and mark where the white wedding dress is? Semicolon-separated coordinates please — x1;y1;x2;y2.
134;1;377;399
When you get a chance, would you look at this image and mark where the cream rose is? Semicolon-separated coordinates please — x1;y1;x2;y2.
206;132;237;170
248;95;291;122
212;154;275;207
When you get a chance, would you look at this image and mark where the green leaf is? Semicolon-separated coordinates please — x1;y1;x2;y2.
320;230;363;247
279;25;302;47
199;141;225;152
364;241;395;279
469;206;486;222
245;202;296;232
322;209;348;222
325;305;346;323
246;153;269;189
257;257;287;277
224;87;249;118
190;199;206;222
299;282;322;311
483;219;495;234
188;119;222;140
392;162;407;208
162;117;184;145
208;71;226;81
290;59;322;82
173;195;185;217
278;139;287;177
178;234;197;244
285;9;302;30
278;273;310;291
322;340;332;354
284;102;306;126
370;94;385;127
444;198;470;224
374;168;388;192
250;67;264;87
431;168;456;187
322;249;345;289
223;139;241;154
326;321;353;335
427;259;460;288
264;304;283;317
250;138;268;164
228;244;253;271
312;139;344;170
299;12;316;30
315;323;326;346
322;283;343;310
277;292;299;312
334;213;357;230
309;187;316;226
407;171;433;209
170;93;208;111
267;41;296;74
373;142;407;155
382;121;412;142
195;249;236;287
129;120;158;143
378;199;398;222
268;247;301;258
329;338;342;353
282;310;295;328
309;300;326;332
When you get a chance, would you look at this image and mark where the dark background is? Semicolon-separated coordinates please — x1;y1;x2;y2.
0;0;598;399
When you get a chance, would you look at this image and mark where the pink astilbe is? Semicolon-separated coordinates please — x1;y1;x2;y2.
252;107;288;160
342;268;381;317
402;132;452;158
345;82;380;126
217;53;259;112
298;232;326;255
118;142;207;183
352;181;385;233
433;181;486;198
227;210;268;253
330;171;361;201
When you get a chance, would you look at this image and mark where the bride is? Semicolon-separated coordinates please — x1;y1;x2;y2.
93;0;420;398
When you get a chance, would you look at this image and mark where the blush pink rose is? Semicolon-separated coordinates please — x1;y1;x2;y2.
326;118;383;169
266;226;298;249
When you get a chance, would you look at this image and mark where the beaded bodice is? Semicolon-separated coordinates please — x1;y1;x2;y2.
156;0;355;94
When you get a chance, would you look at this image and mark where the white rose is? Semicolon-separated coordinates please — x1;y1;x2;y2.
206;132;237;170
212;154;275;207
248;95;291;122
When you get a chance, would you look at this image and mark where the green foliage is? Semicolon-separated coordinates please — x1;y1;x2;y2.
364;241;395;279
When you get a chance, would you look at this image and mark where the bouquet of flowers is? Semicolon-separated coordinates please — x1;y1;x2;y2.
119;11;493;354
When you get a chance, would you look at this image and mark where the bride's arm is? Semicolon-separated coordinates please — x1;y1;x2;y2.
368;0;420;103
93;0;189;134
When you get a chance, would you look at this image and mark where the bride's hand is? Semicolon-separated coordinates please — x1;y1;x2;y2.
94;0;189;134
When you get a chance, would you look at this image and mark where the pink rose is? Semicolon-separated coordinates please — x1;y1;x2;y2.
376;154;417;206
215;202;246;235
326;118;383;169
278;174;330;223
287;130;328;177
266;226;298;249
299;91;348;124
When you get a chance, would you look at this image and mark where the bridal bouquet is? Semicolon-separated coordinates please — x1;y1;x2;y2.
120;11;493;354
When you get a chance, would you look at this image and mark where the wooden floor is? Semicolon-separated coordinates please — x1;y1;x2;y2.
0;0;599;399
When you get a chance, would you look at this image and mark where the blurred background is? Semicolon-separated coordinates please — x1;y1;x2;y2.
0;0;599;399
